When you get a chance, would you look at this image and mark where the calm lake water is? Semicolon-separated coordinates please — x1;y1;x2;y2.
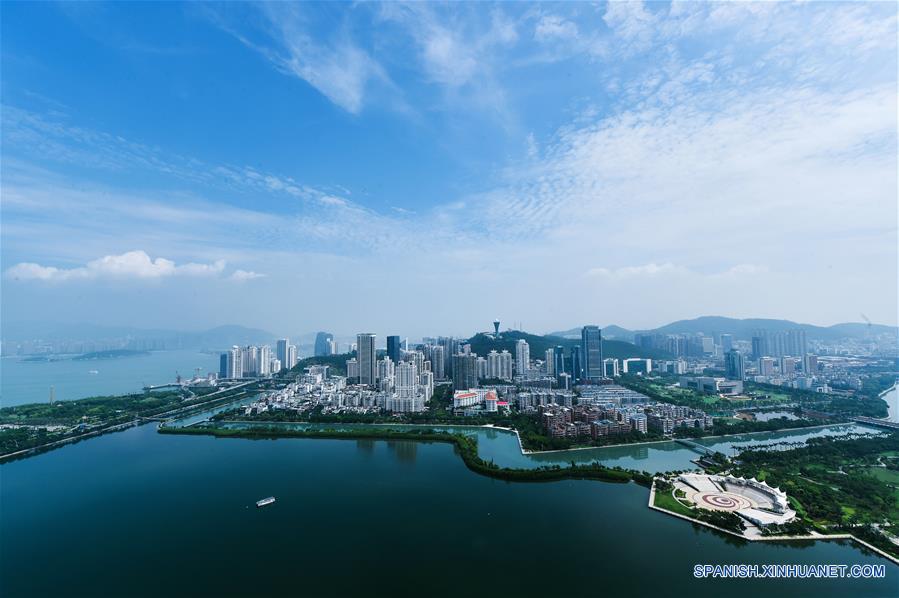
1;423;895;597
211;419;882;474
0;350;220;407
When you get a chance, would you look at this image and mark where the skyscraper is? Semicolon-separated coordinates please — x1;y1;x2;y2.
787;329;807;357
395;361;418;399
724;349;745;381
803;354;818;374
570;345;582;382
720;334;734;354
219;353;228;379
227;345;242;379
357;333;377;387
452;353;479;390
242;345;258;377
751;334;765;360
314;332;334;357
387;335;401;364
378;356;395;390
430;345;445;380
258;345;272;377
544;348;555;375
487;350;512;381
515;339;530;377
581;325;603;381
286;345;298;370
439;337;457;376
553;345;565;379
276;338;289;368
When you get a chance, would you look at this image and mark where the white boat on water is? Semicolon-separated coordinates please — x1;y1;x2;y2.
256;497;276;508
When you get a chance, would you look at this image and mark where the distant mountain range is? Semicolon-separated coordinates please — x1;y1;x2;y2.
549;316;897;341
466;330;666;360
5;315;894;354
2;322;277;351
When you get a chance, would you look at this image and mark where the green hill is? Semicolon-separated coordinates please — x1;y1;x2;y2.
466;330;667;360
283;353;352;377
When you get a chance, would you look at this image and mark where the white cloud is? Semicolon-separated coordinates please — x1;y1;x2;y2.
534;15;579;43
585;263;768;280
585;263;687;278
602;1;658;53
6;250;232;282
229;269;266;282
3;2;896;330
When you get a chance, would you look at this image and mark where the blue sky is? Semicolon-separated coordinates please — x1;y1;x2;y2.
2;1;897;337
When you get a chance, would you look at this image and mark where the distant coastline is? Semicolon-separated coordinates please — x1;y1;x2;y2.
73;349;150;361
19;349;151;362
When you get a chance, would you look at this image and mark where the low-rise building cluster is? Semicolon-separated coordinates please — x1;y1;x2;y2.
538;396;713;440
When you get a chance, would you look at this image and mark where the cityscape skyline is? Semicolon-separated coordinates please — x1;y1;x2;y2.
2;2;897;335
2;3;898;593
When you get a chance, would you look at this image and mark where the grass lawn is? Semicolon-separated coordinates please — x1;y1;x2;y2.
788;496;808;518
865;467;899;485
653;488;695;517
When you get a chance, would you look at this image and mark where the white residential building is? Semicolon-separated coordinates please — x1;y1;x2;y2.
516;339;530;376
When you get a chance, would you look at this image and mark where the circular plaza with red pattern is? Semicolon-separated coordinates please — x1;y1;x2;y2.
693;492;752;511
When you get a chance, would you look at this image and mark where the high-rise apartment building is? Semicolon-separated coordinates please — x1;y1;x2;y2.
227;345;242;379
486;350;513;381
242;345;258;377
544;348;555;375
515;339;530;377
395;361;418;399
258;345;272;377
430;345;445;380
452;353;479;390
286;345;298;371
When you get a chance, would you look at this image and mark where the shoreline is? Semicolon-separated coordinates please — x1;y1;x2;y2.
878;382;898;422
647;481;899;566
160;420;899;566
0;383;256;463
189;417;871;458
159;424;647;486
878;382;898;398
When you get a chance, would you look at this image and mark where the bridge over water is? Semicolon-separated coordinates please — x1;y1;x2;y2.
674;438;715;456
851;417;899;431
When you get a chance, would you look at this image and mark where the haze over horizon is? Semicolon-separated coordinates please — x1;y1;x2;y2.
2;2;897;338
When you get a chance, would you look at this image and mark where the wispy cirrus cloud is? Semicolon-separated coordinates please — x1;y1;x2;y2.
204;3;392;114
0;105;347;206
